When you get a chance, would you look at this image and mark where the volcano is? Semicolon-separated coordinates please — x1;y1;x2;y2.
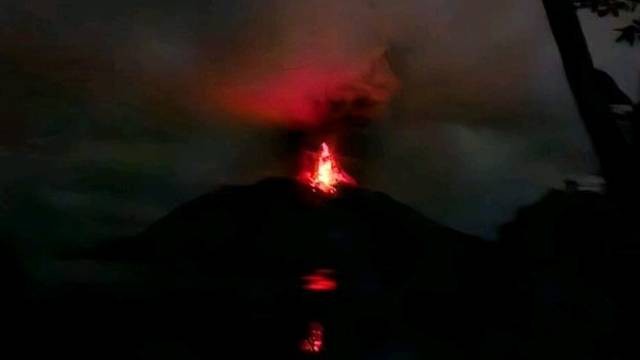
80;177;495;359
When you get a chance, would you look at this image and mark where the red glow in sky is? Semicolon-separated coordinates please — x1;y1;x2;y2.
208;52;399;128
212;68;348;126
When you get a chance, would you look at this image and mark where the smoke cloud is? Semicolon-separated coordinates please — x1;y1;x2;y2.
1;0;599;239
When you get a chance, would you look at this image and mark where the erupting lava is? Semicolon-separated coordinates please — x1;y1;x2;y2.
301;142;356;195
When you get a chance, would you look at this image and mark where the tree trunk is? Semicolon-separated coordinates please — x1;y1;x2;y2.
542;0;635;199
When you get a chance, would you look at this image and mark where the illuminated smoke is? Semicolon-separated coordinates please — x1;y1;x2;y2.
210;51;399;128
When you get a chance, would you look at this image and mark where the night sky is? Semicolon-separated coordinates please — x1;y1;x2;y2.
2;0;632;259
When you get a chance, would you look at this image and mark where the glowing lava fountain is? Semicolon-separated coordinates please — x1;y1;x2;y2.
300;142;356;195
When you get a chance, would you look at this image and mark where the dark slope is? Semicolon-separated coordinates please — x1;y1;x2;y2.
498;189;638;360
139;177;483;287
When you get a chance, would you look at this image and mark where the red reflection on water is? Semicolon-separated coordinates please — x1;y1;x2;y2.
300;322;324;354
302;269;337;292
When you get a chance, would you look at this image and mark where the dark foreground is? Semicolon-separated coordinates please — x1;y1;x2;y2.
3;178;637;359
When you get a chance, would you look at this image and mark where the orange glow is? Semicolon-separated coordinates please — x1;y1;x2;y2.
300;322;324;354
302;269;337;292
301;142;356;195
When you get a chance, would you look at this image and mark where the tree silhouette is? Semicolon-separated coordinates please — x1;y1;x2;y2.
543;1;638;202
574;0;640;44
